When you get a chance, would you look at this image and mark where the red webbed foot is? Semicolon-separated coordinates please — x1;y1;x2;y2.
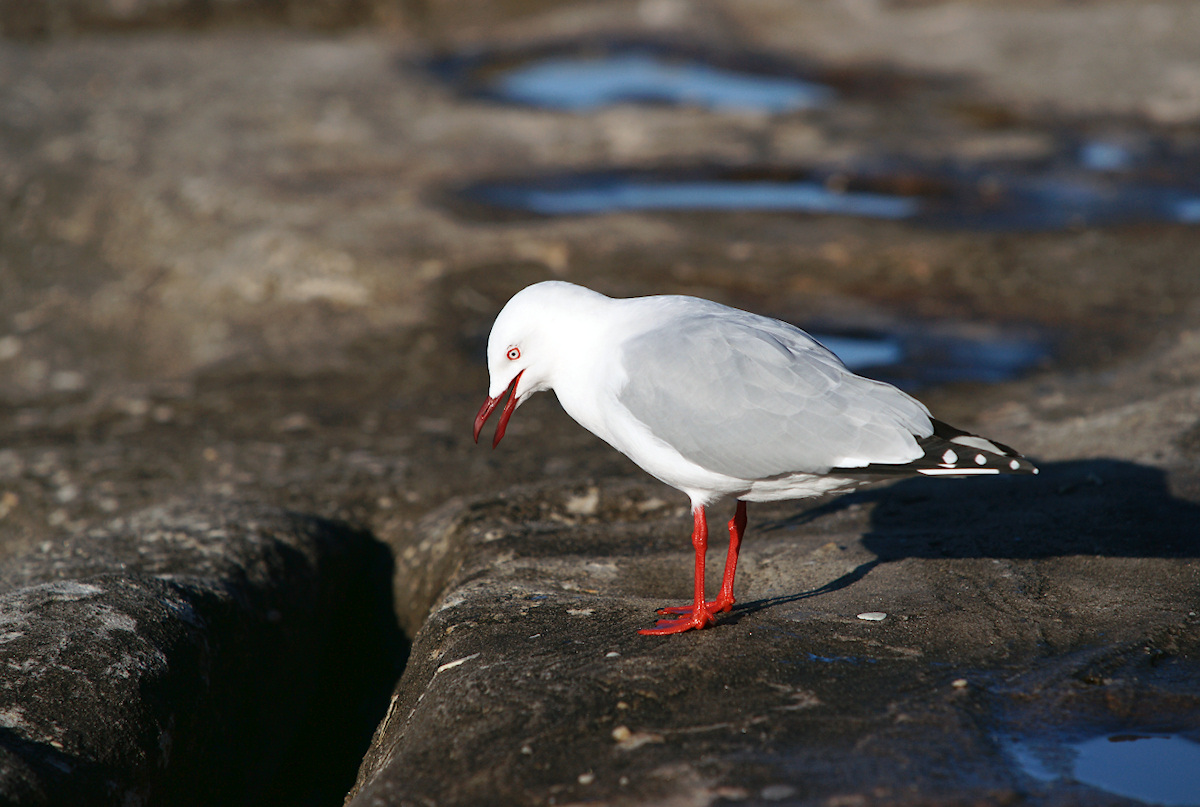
638;604;720;635
638;502;745;636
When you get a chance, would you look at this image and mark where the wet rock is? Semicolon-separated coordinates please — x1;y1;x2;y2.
0;499;403;807
1;1;1199;804
349;454;1200;805
350;322;1200;804
0;0;382;38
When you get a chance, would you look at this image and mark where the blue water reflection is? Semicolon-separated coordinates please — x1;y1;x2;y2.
1005;733;1200;806
466;170;1200;231
1177;199;1200;223
811;327;1048;388
814;334;904;371
474;178;917;219
1079;141;1135;172
491;53;834;113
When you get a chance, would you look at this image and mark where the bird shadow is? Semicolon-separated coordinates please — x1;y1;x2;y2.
731;558;885;618
730;458;1199;618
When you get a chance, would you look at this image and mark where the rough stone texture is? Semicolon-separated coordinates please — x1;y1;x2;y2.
1;0;1199;804
0;500;404;806
0;0;391;38
349;453;1200;804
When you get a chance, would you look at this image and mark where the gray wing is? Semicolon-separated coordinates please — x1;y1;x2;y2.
617;304;933;480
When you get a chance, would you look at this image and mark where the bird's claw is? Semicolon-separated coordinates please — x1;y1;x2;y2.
638;603;721;635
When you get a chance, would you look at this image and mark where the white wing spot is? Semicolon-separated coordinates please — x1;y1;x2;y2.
919;467;1000;476
975;454;987;465
942;449;958;465
951;435;999;452
1009;459;1020;470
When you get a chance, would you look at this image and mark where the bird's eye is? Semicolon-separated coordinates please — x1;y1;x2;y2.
506;347;520;361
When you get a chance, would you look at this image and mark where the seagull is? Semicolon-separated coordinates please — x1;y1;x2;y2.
474;281;1037;635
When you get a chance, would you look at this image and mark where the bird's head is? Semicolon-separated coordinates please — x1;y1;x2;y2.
474;281;591;447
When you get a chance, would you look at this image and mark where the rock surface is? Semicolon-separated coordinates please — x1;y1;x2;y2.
0;500;403;806
0;0;1198;804
349;425;1200;805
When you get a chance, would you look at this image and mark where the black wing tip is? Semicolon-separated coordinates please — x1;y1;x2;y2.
836;420;1039;478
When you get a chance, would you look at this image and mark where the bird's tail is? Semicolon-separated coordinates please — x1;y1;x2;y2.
836;419;1038;478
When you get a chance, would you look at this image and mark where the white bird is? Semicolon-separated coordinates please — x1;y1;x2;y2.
474;281;1037;635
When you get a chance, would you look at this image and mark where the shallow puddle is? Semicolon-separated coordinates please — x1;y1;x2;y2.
811;333;903;372
810;324;1049;389
461;166;1200;231
469;175;916;219
439;40;1200;231
488;52;833;113
428;39;835;114
1004;733;1200;805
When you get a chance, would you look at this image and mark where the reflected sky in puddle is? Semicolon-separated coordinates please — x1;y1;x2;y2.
810;326;1048;388
442;41;1200;231
465;169;1200;231
813;334;904;372
1079;141;1137;172
1177;199;1200;223
1004;733;1200;806
475;178;916;219
489;52;834;113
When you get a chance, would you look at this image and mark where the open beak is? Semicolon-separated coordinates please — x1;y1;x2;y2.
473;370;524;448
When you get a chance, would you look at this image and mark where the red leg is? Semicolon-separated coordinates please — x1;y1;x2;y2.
714;499;747;612
657;500;747;617
640;506;717;635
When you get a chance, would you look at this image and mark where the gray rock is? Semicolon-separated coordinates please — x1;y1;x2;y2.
349;462;1200;805
1;2;1200;804
0;500;404;806
0;0;380;38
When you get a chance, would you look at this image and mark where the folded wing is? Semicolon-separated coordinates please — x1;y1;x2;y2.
617;305;934;481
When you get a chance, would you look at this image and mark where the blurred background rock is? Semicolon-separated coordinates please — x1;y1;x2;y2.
1;2;1198;804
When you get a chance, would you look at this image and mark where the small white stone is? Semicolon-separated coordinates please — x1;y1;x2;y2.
605;651;620;658
942;449;957;465
276;412;314;433
578;772;595;785
0;336;21;361
857;611;887;621
564;486;600;516
952;678;969;688
761;784;797;801
50;370;86;392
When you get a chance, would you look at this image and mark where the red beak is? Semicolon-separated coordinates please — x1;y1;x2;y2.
473;371;523;448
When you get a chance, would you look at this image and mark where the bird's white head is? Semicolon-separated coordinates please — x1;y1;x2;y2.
473;281;609;447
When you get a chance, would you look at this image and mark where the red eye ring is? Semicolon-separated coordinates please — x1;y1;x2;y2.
506;347;520;360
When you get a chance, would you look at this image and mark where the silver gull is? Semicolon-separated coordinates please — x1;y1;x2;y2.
474;281;1037;635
